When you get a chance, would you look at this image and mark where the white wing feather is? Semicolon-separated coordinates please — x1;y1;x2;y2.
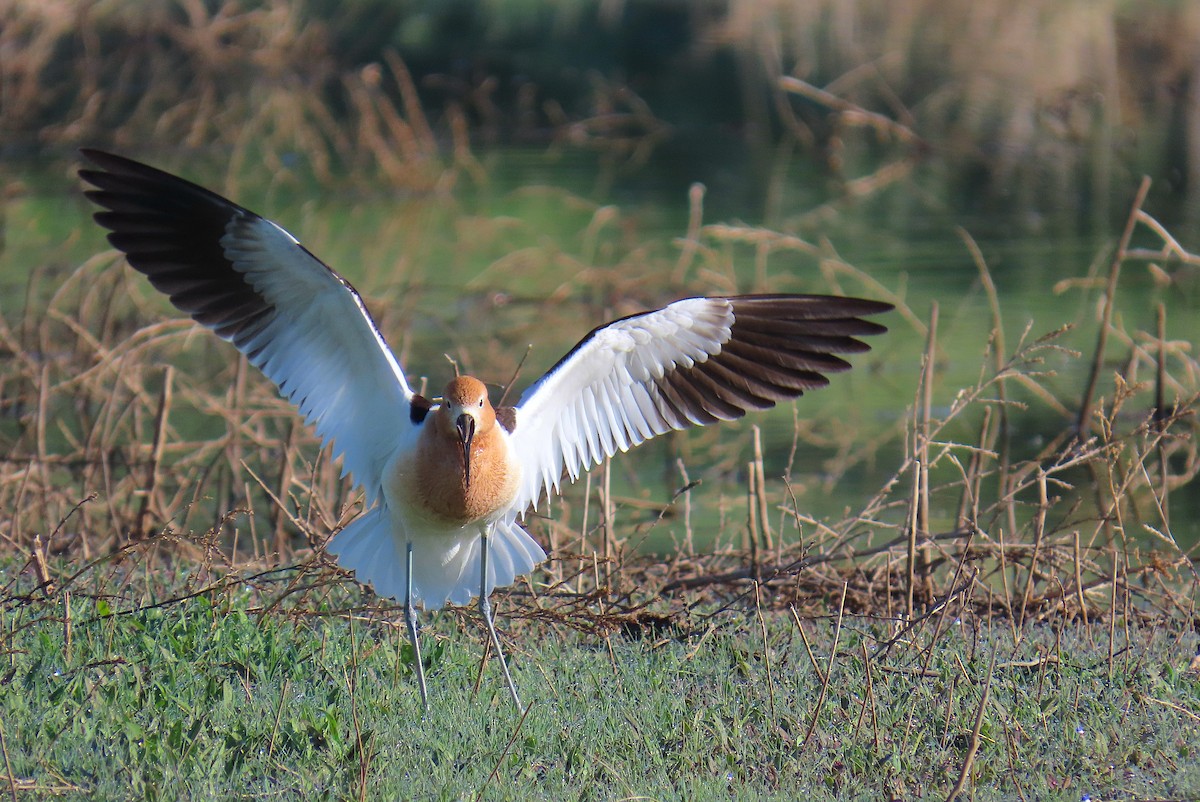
219;216;415;500
80;150;415;504
508;297;734;513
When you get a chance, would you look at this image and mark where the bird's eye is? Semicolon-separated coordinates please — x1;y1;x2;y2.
478;399;485;408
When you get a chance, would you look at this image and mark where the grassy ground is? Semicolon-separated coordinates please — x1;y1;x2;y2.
6;143;1200;802
4;216;1199;801
3;553;1199;801
5;3;1200;799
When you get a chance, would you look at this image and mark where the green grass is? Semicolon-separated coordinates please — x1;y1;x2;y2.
5;4;1200;797
3;555;1199;801
5;126;1200;802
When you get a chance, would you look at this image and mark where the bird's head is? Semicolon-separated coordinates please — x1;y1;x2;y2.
438;376;494;486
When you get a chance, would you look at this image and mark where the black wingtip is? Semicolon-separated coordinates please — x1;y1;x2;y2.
728;294;894;319
78;148;147;178
77;148;278;343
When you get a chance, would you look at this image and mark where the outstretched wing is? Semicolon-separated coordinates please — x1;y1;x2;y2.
507;294;891;513
79;149;416;503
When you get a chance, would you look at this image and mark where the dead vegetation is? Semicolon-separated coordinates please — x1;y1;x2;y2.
3;157;1198;649
3;0;1200;649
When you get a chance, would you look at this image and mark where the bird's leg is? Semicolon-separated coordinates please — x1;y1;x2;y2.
405;540;429;711
479;530;524;711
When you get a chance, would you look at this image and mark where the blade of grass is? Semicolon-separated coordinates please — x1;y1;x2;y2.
944;650;997;802
802;581;847;748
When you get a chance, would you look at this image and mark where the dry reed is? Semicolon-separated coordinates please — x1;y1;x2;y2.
3;173;1197;646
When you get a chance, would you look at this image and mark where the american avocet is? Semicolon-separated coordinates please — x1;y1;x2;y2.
79;149;891;710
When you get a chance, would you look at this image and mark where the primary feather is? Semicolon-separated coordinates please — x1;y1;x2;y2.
508;294;891;513
79;149;414;505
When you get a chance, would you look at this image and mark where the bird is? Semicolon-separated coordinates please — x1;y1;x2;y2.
78;149;892;711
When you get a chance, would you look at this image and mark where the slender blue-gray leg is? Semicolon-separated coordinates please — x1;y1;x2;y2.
405;540;429;710
479;530;523;711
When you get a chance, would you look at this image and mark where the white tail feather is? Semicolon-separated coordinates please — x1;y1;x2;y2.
328;508;546;611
